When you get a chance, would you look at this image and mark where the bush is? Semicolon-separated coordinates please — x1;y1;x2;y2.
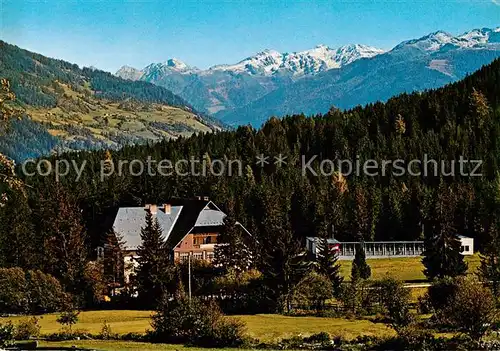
14;317;41;340
304;331;331;343
374;278;414;331
44;328;91;341
150;293;246;347
446;276;497;341
0;268;65;314
396;325;435;351
293;271;333;311
0;268;28;313
0;321;14;347
25;270;65;314
56;310;80;332
98;321;118;340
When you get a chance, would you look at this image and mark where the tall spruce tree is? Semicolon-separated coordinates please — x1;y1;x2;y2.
214;206;252;273
315;236;343;297
103;229;125;294
479;178;500;298
0;190;36;269
351;244;371;281
135;209;172;308
39;185;88;296
422;185;467;279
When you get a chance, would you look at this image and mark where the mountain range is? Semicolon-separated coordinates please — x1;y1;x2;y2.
117;27;500;126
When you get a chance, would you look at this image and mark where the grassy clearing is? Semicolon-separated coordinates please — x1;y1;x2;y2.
238;314;393;341
3;310;152;335
2;310;393;343
25;81;212;149
339;254;480;282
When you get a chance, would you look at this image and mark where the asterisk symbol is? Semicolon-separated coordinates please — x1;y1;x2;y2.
274;154;288;167
255;154;269;167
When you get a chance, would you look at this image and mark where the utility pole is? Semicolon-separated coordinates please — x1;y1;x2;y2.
188;253;192;302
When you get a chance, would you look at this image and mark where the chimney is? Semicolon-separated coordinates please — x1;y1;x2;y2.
163;203;171;214
147;204;158;214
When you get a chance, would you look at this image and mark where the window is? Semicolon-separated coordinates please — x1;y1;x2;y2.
193;252;203;260
205;236;212;244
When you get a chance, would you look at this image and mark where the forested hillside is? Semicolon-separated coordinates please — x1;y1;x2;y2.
0;41;224;161
0;41;192;108
3;58;498;267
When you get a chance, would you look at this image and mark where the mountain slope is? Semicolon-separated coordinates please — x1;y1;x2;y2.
220;27;500;126
116;43;384;115
0;41;224;161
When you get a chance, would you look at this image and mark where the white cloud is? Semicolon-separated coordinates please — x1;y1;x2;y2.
492;0;500;6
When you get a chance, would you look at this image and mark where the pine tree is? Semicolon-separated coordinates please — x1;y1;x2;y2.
214;207;252;273
479;178;500;298
422;185;467;279
39;185;88;295
135;209;173;308
315;237;343;297
103;229;125;294
0;191;36;269
351;244;371;281
479;233;500;298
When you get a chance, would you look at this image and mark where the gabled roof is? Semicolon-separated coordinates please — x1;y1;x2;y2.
112;198;229;251
113;206;182;250
195;209;225;226
306;236;341;244
165;198;226;247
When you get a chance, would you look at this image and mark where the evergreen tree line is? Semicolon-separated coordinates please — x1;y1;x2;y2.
1;59;500;309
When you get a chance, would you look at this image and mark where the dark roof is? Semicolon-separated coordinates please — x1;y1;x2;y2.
165;198;223;247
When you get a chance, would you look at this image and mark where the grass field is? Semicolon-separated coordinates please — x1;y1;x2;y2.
3;256;481;350
339;254;481;281
2;311;393;341
25;81;213;150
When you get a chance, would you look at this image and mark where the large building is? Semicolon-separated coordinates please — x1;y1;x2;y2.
306;235;474;260
112;197;246;282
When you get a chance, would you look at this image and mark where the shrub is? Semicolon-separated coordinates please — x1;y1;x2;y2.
44;329;91;341
0;268;65;315
0;321;14;347
446;276;497;341
151;293;246;347
293;271;333;311
396;325;435;351
14;317;41;340
304;331;331;343
98;321;118;340
0;267;28;313
374;277;414;331
25;270;65;314
56;310;80;332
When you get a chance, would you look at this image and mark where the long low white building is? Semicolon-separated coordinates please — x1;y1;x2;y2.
306;235;474;260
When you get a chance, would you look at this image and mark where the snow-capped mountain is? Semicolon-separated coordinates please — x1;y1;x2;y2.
116;27;500;124
143;58;199;76
394;27;500;52
208;44;385;76
115;65;143;81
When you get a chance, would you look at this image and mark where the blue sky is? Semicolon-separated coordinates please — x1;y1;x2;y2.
1;0;499;72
